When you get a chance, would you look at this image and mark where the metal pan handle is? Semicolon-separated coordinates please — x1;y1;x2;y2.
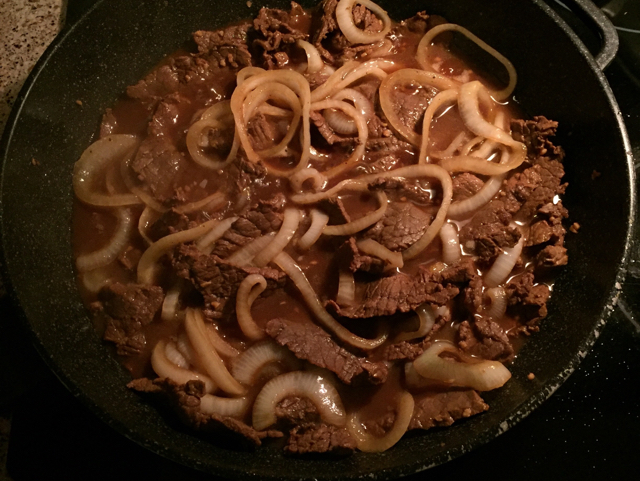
559;0;619;70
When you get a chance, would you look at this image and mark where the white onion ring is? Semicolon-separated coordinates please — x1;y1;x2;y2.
484;286;508;319
231;339;300;386
253;208;301;267
235;274;268;340
76;208;133;272
484;235;524;288
395;303;437;342
335;0;392;45
418;89;459;164
310;59;394;102
297;39;324;73
199;394;251;418
297;209;330;250
205;321;241;359
150;339;216;393
439;222;461;265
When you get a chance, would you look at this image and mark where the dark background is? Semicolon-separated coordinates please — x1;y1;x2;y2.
1;0;639;480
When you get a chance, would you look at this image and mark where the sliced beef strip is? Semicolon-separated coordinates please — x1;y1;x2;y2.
193;24;253;69
128;378;282;448
98;283;164;356
147;209;191;241
363;201;432;252
285;423;356;456
210;193;285;258
457;319;514;362
408;389;489;430
387;83;437;134
226;156;269;203
253;2;308;69
506;272;550;329
130;135;189;205
536;244;568;268
276;396;320;427
452;173;485;202
380;339;428;362
510;116;564;163
265;318;388;385
368;177;432;205
173;244;287;321
335;237;385;274
148;92;191;138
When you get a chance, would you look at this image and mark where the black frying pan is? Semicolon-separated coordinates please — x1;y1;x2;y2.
0;0;635;479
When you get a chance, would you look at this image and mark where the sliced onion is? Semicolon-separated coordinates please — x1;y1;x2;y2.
174;191;226;214
273;252;388;350
395;303;436;342
439;223;461;265
205;321;241;358
335;0;392;45
73;134;141;207
196;216;238;254
310;59;394;102
323;87;374;135
289;168;327;193
356;238;403;269
236;274;268;340
347;391;414;452
200;394;251;418
138;205;158;245
231;339;300;386
76;208;133;272
80;266;113;293
161;280;183;323
137;218;221;285
120;157;168;213
297;39;324;73
164;340;189;369
252;371;346;430
297;209;329;251
429;131;468;159
484;287;507;319
184;308;246;396
253;208;301;267
418;89;459;164
417;23;517;101
226;232;276;266
483;235;524;288
413;341;511;391
324;190;387;236
151;339;216;393
336;270;356;306
186;100;238;170
237;66;266;86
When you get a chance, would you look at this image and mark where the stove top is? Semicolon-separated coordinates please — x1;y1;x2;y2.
1;1;640;480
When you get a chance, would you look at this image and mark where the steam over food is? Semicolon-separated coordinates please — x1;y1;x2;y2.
73;0;569;454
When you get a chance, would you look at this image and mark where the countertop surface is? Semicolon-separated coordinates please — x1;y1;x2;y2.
1;1;639;480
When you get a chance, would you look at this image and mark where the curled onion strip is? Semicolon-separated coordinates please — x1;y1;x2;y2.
289;168;327;193
297;209;330;250
310;99;368;179
417;23;517;101
184;308;246;396
356;238;403;269
273;252;388;350
231;339;300;386
226;232;276;267
161;280;183;323
76;208;133;272
252;371;346;430
395;303;436;342
120;157;168;213
80;267;112;294
379;69;461;146
310;59;394;102
336;270;356;306
174;191;226;214
323;88;374;135
73;134;141;207
484;286;508;319
237;66;266;86
429;131;468;159
186;100;238;170
236;274;268;340
348;391;414;452
200;394;251;418
297;39;324;73
151;339;216;393
335;0;392;45
196;216;238;254
418;89;459;164
413;341;511;391
137;205;158;245
137;218;221;285
205;322;241;359
164;341;189;369
323;190;387;236
231;69;310;176
253;208;301;267
439;223;461;265
484;235;524;288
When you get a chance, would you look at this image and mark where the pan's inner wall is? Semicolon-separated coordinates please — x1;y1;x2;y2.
0;0;631;479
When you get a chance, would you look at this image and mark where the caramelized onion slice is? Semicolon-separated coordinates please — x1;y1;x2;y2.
356;238;403;269
235;274;268;340
348;391;414;452
297;39;324;73
273;252;388;350
151;340;216;393
252;371;346;430
200;394;251;418
413;341;511;391
253;207;301;267
395;303;436;342
73;134;141;207
484;235;524;288
226;232;276;267
197;216;238;254
336;270;356;306
335;0;392;45
311;59;394;102
186;100;238;170
439;222;461;265
231;339;300;386
76;208;133;272
323;190;387;236
418;89;459;164
297;208;330;251
484;286;508;319
161;280;183;323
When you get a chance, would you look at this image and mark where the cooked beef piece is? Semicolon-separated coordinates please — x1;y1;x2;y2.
253;2;308;69
511;116;564;163
506;272;550;329
247;112;281;150
128;378;282;448
309;110;352;145
368;177;432;205
193;25;252;69
463;275;484;314
130;136;189;205
336;237;385;274
117;245;143;272
457;319;514;362
148;92;190;138
147;209;191;241
536;244;568;268
285;423;356;455
388;83;437;134
380;339;428;362
459;199;521;263
209;193;286;258
265;318;388;385
408;389;489;430
276;396;320;427
363;201;432;252
319;197;351;225
173;244;286;321
98;283;164;356
452;173;485;201
226;157;269;202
